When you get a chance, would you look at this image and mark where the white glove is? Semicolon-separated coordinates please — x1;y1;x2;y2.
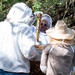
34;11;43;16
40;65;47;74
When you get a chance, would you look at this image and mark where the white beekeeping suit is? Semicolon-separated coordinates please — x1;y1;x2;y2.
0;2;38;74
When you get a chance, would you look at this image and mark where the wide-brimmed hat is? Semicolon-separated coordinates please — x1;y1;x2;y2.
46;20;75;40
41;14;52;28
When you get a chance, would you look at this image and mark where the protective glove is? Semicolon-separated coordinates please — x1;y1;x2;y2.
40;65;47;74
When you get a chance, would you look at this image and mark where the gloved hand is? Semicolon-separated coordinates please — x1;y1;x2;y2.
34;11;43;16
40;65;47;74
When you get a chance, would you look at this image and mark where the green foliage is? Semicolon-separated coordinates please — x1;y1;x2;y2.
32;0;42;12
0;0;74;27
0;0;65;21
0;0;25;21
0;2;2;11
32;0;64;14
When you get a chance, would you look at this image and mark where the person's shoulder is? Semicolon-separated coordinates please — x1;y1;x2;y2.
31;25;36;32
0;21;5;25
42;44;52;53
70;45;75;52
0;21;6;28
44;44;52;50
20;25;32;35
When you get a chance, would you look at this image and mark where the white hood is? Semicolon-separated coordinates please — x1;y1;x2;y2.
7;2;32;25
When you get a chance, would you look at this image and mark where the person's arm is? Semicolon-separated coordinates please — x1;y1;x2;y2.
18;26;38;60
40;44;51;73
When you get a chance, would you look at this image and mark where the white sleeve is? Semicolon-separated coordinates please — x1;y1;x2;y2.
18;26;38;59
